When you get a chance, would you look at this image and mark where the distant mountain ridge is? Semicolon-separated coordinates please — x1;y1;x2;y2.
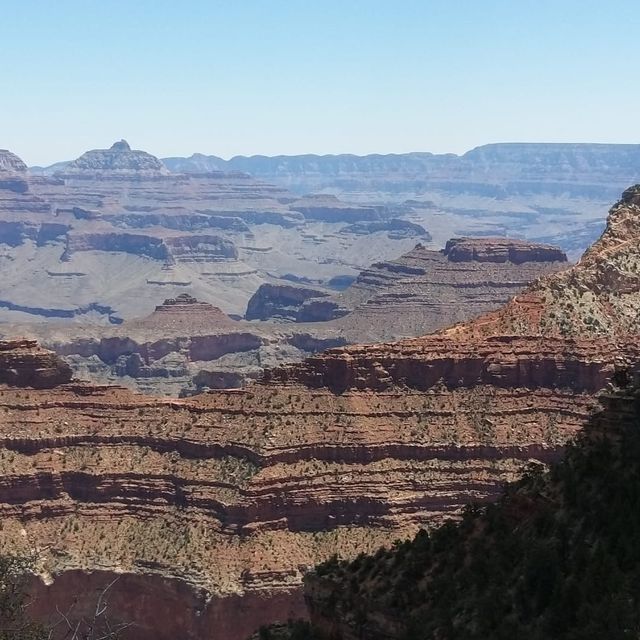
28;142;640;259
162;143;640;196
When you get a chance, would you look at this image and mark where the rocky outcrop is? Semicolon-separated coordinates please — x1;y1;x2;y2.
293;238;568;340
0;150;52;234
340;218;431;240
443;184;640;340
62;230;238;263
264;335;635;394
245;284;330;321
0;149;28;173
443;237;567;264
60;140;168;177
0;220;68;246
0;338;72;388
164;235;239;263
62;230;172;260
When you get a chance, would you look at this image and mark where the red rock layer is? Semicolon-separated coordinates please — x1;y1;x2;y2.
0;188;638;638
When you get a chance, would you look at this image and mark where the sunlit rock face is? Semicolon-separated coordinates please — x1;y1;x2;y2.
0;190;638;638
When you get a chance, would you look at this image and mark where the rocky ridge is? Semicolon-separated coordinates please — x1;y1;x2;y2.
61;139;168;176
255;237;568;343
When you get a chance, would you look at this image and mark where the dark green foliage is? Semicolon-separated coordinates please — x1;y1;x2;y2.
0;555;46;640
309;391;640;639
256;620;327;640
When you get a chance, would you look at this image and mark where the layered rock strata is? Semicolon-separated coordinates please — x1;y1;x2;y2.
164;143;640;258
0;189;637;638
10;294;346;396
245;284;330;321
0;143;429;323
293;237;568;342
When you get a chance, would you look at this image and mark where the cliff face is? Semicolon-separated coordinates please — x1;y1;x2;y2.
444;185;640;340
296;237;568;342
62;230;238;262
302;385;640;640
0;334;623;638
443;237;567;264
0;338;72;388
14;295;347;396
246;283;330;321
0;188;638;639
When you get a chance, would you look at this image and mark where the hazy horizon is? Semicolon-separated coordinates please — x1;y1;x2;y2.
3;0;640;166
18;139;640;170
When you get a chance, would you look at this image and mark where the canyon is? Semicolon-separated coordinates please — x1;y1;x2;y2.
1;141;428;326
6;237;567;394
162;143;640;259
0;185;638;638
301;382;640;640
248;236;567;343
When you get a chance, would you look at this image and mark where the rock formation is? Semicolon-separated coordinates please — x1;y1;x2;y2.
339;218;430;240
61;139;168;176
294;237;568;342
5;233;567;393
443;237;566;263
288;194;386;223
0;143;430;323
0;338;72;388
0;188;637;638
245;283;330;321
301;384;640;640
0;149;28;173
9;294;346;396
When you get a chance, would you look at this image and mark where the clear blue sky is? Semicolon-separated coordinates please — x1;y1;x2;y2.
2;0;640;165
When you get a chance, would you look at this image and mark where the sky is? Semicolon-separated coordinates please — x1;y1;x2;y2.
2;0;640;166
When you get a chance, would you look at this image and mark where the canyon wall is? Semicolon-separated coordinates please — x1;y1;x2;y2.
0;187;637;638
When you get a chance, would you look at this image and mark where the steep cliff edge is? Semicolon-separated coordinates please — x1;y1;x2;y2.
302;384;640;640
0;338;72;388
443;184;640;340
